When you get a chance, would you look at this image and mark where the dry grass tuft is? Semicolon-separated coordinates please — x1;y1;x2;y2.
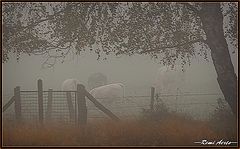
3;114;235;147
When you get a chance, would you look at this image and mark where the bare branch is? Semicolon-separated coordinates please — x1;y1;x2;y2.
17;9;65;33
32;50;48;55
41;54;56;69
41;41;74;68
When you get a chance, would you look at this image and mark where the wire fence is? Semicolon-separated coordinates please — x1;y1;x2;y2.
3;91;224;123
21;91;77;123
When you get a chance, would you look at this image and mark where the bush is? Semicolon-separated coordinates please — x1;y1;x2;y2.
208;98;237;141
141;98;190;121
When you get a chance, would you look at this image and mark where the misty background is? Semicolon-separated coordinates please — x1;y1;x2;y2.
2;44;238;120
3;45;237;92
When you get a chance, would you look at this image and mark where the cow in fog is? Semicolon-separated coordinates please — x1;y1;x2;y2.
61;78;81;120
88;72;107;90
153;65;186;94
61;79;81;91
88;83;125;105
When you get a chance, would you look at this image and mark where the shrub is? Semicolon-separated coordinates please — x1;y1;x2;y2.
208;98;237;141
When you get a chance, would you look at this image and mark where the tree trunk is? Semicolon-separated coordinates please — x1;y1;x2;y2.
199;3;237;116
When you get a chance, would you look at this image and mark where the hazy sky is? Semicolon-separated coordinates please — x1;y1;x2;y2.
2;47;237;96
2;44;237;120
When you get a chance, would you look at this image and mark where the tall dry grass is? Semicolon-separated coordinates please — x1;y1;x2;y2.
3;115;233;146
3;99;237;147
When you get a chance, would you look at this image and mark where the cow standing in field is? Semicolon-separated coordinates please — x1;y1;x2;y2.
61;79;81;91
88;72;108;90
88;83;125;106
61;79;82;121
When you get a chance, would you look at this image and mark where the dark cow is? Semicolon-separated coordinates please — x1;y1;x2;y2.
88;72;107;90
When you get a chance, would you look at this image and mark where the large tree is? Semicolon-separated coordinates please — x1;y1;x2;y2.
2;2;238;115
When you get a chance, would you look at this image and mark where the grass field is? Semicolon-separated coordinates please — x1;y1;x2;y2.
3;111;237;147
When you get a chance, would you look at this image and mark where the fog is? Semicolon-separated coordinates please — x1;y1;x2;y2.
2;46;237;120
3;53;160;94
2;3;238;147
3;47;237;92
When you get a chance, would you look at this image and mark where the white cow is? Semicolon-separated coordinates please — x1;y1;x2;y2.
61;79;82;120
89;83;125;105
61;79;81;91
153;65;186;94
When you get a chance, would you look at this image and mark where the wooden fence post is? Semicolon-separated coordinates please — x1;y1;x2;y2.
37;79;44;125
66;92;75;122
14;86;22;122
150;87;155;111
77;84;87;125
46;89;53;120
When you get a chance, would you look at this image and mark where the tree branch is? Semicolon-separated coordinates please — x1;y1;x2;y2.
16;9;65;33
139;38;206;54
41;41;73;69
181;2;200;16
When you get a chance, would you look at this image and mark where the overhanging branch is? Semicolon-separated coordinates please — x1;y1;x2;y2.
16;9;65;33
140;38;206;54
181;2;200;16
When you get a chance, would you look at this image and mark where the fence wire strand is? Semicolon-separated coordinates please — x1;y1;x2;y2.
3;91;222;122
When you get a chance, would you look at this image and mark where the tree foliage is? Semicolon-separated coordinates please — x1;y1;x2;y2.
2;2;237;68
